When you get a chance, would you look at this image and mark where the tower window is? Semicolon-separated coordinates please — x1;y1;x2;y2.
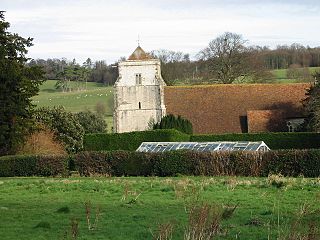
139;102;141;109
135;73;142;85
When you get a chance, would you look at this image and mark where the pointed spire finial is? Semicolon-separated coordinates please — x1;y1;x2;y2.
137;34;140;46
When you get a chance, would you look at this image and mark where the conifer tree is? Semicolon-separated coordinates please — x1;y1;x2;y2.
153;114;193;134
0;11;43;155
302;72;320;132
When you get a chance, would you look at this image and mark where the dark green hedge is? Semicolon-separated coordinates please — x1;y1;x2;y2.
190;132;320;150
1;149;319;177
83;129;190;151
74;149;320;177
0;155;69;177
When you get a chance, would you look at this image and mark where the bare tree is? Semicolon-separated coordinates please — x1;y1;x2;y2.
198;32;253;84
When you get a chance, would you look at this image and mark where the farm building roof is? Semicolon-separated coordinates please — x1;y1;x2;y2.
164;83;310;134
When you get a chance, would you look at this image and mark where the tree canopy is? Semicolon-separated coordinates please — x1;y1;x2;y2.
198;32;270;84
35;106;85;153
0;11;43;155
303;72;320;132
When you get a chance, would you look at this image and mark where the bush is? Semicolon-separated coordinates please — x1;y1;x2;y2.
190;132;320;150
17;128;67;155
35;106;85;153
83;129;190;151
74;110;107;134
153;114;193;134
0;154;68;177
74;149;320;177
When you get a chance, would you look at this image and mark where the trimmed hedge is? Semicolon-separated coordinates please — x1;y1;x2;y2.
74;149;320;177
75;151;156;176
83;129;190;151
190;132;320;150
84;130;320;152
0;155;69;177
1;149;319;177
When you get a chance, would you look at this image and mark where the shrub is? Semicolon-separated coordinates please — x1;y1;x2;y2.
35;106;85;153
74;110;107;134
83;129;190;151
190;132;320;150
153;114;193;134
17;128;67;155
0;154;68;177
94;101;107;116
286;64;312;82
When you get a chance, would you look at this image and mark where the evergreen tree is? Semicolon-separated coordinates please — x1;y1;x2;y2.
153;114;193;134
303;72;320;132
0;11;43;155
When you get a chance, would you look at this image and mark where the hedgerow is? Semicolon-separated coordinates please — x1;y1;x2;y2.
74;149;320;177
0;154;68;177
190;132;320;149
83;129;190;151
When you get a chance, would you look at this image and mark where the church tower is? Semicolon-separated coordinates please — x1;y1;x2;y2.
113;46;166;133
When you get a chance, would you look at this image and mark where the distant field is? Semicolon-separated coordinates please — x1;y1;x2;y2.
33;80;114;131
0;176;319;240
271;67;320;83
173;67;320;85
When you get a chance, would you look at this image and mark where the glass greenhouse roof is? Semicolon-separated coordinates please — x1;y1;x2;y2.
136;141;270;153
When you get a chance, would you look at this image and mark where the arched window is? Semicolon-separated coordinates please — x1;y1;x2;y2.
139;102;141;109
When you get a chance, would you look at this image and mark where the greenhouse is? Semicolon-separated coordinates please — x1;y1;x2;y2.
136;141;270;153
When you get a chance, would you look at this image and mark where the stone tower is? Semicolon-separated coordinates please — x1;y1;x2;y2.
113;46;166;133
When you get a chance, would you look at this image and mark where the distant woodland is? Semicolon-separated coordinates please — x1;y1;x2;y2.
28;34;320;87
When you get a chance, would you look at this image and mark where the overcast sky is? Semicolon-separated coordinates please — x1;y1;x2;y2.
2;0;320;63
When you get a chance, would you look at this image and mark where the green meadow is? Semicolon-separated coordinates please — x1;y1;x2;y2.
272;67;320;83
0;176;319;240
33;80;114;131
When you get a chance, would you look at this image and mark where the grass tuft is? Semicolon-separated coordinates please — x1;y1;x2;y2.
57;206;70;214
34;221;51;229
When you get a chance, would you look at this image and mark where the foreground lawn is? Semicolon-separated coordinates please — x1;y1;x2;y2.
1;177;319;240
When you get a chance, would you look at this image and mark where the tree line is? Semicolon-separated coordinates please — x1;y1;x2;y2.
28;58;118;90
152;34;320;85
29;33;320;86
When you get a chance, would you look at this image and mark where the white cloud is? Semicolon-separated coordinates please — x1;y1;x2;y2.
2;0;320;63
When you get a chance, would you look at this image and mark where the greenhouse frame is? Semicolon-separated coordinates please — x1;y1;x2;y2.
136;141;270;153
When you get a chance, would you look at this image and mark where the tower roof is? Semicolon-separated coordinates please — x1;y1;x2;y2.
128;46;153;60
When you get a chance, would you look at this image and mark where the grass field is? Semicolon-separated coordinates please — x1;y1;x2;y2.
271;67;320;83
33;80;114;131
0;176;319;240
